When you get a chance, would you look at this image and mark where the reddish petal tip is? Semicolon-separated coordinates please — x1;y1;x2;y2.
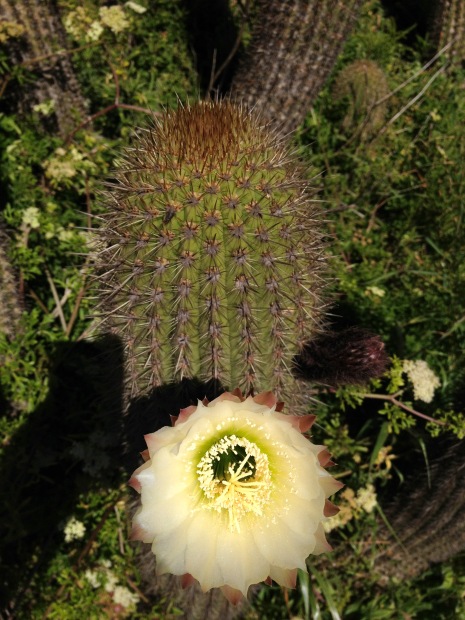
181;573;196;589
318;448;334;467
176;405;197;425
287;569;298;589
129;523;145;541
231;387;244;400
253;391;278;408
221;585;245;605
324;499;340;517
128;475;141;493
140;449;150;462
298;414;317;433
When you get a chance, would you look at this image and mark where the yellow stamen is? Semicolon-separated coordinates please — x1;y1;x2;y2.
196;435;272;531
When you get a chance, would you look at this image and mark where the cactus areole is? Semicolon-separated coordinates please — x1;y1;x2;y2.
97;100;325;398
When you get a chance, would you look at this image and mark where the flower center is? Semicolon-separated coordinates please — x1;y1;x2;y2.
196;435;272;532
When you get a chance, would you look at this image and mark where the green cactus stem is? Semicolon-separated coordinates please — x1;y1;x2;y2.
332;59;389;139
96;100;326;401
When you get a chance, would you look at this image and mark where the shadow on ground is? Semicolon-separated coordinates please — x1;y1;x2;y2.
0;334;124;615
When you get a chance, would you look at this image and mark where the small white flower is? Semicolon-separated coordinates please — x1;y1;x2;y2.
63;517;86;542
130;390;342;602
32;100;55;116
84;569;101;589
356;483;377;513
112;585;140;609
99;6;130;33
365;285;385;298
104;570;119;593
22;207;40;229
403;359;441;403
87;20;104;41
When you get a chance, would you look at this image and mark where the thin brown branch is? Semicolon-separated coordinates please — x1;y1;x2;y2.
362;392;446;426
45;268;68;333
20;41;101;68
209;0;251;91
65;280;87;338
65;59;159;144
375;39;455;108
379;65;447;134
28;288;49;314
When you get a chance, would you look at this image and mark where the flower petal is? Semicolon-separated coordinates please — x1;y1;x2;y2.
312;522;333;554
181;573;196;589
268;566;297;588
324;499;339;517
215;526;269;595
175;405;197;425
253;391;278;408
221;585;244;605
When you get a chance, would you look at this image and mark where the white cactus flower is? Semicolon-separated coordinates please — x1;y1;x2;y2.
130;390;342;603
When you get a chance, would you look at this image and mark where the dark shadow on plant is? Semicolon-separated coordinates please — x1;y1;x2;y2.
0;334;125;616
123;377;225;472
182;0;241;95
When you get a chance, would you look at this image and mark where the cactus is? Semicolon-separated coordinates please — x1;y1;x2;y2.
374;439;465;581
0;230;22;341
332;60;389;139
96;100;325;402
295;327;389;386
229;0;363;134
428;0;465;63
0;0;87;136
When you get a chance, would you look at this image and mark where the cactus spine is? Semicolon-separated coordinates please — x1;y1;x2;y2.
97;100;325;400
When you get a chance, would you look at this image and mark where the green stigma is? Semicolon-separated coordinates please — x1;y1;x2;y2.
212;444;257;482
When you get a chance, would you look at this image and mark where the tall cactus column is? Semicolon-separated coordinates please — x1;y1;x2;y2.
230;0;363;134
96;100;326;403
428;0;465;63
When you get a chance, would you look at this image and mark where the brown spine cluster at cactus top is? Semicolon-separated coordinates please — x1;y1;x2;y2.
96;100;325;400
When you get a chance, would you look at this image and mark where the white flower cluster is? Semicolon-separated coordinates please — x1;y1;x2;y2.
21;207;41;230
64;3;146;42
365;285;386;298
63;516;86;542
44;146;97;185
403;359;440;403
32;100;55;117
112;585;140;609
323;483;377;532
99;6;130;33
84;562;140;611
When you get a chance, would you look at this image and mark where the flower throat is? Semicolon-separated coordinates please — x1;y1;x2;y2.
212;444;257;482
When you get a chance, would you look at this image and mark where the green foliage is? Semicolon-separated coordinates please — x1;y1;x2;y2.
2;0;465;617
